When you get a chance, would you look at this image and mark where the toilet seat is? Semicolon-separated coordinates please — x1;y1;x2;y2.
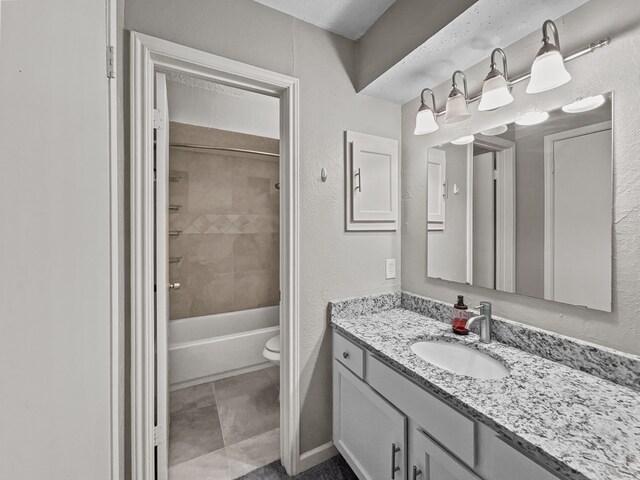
263;334;280;366
265;335;280;354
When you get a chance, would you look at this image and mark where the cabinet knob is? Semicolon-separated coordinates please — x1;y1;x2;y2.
169;282;181;290
342;352;349;359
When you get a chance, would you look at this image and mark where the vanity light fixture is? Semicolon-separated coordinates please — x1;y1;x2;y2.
444;70;471;124
562;94;606;113
411;20;610;134
526;20;571;94
478;48;513;111
515;111;549;126
451;135;475;145
480;125;508;136
414;88;439;135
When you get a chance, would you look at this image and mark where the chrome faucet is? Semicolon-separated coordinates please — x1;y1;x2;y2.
466;301;492;343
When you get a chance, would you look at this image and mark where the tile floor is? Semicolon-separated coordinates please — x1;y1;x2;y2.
235;456;357;480
169;366;280;480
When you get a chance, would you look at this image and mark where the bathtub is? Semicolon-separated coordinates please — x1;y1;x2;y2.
169;306;279;389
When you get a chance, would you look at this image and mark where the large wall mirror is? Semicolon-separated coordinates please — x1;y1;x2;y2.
427;92;613;312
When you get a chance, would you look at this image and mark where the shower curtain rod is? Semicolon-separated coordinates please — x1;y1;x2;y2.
169;143;279;158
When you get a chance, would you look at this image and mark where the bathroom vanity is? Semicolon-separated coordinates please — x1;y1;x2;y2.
330;292;640;480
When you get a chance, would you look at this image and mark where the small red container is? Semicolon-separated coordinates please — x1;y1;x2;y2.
452;295;469;335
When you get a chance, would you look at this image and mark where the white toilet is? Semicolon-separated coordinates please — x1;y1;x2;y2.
263;334;280;366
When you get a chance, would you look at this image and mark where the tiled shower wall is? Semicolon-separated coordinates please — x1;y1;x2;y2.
168;122;280;320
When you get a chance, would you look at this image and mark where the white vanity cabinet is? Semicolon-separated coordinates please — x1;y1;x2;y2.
332;331;564;480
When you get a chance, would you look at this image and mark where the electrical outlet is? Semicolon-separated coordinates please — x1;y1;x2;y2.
385;259;396;280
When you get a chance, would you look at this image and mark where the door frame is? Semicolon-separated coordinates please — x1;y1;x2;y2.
130;32;301;479
543;121;612;301
468;136;516;291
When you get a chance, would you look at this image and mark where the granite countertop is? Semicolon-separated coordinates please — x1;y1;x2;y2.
330;307;640;480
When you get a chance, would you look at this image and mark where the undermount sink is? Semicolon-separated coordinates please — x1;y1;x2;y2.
410;341;510;380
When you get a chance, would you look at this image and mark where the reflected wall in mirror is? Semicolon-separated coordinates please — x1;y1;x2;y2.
427;92;613;312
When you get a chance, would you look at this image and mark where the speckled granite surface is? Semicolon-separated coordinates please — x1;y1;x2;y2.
399;291;640;391
329;294;640;480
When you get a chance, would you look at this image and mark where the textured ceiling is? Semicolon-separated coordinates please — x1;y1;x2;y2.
253;0;396;40
361;0;591;104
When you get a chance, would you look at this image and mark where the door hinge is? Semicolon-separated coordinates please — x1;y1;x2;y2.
153;109;164;130
106;46;116;79
493;169;500;180
153;425;164;446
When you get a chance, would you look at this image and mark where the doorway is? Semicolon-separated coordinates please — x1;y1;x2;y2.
159;70;282;478
131;33;301;480
466;136;516;292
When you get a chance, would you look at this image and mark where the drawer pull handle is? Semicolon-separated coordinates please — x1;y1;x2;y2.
342;352;350;359
391;443;400;479
413;466;422;480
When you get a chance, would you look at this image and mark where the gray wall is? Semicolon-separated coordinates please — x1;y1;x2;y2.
356;0;476;91
0;0;113;479
124;0;401;454
401;0;640;355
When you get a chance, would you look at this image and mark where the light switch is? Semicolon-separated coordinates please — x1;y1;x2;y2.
385;259;396;280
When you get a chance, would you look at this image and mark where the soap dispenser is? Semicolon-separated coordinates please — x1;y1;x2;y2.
452;295;469;335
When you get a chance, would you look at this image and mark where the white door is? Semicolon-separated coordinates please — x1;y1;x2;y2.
409;426;481;480
472;152;495;289
352;139;398;222
333;361;407;480
544;122;612;311
428;149;446;229
154;72;170;479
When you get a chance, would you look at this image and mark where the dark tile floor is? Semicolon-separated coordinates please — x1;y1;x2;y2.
236;455;357;480
169;367;280;480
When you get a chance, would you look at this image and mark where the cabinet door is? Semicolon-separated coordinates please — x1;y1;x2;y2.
352;139;398;222
409;426;481;480
345;131;398;231
333;361;407;480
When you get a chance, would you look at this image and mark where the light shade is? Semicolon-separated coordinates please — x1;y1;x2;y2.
481;125;508;136
444;90;471;124
414;104;439;135
451;135;475;145
516;111;549;126
526;20;571;94
526;47;571;93
562;95;605;113
478;74;513;111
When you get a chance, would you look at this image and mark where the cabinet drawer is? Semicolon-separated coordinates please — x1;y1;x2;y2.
333;331;364;378
366;354;476;467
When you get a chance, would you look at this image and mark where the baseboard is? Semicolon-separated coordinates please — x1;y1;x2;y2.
298;441;339;473
169;362;274;391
